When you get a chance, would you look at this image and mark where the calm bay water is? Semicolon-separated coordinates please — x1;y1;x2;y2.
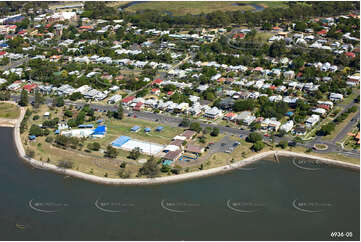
0;127;359;240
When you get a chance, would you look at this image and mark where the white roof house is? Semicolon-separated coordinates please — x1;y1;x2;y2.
312;108;327;115
329;93;344;102
280;120;294;133
305;115;320;128
204;107;223;119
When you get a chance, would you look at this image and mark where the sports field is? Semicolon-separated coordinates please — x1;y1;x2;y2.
112;1;288;16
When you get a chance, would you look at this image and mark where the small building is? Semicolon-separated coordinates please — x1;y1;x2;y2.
305;115;320;128
131;126;140;132
92;125;106;138
163;149;182;163
293;126;307;136
156;126;163;132
280;120;294;133
185;145;204;155
180;130;197;141
28;135;36;140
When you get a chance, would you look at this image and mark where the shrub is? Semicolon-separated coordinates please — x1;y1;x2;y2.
57;160;74;169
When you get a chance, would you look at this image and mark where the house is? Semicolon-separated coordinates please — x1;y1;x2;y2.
23;83;37;93
232;33;245;39
185;145;204;155
130;126;140;132
261;118;281;131
180;130;197;141
280;120;294;133
169;139;184;149
284;70;295;80
151;88;160;95
346;75;360;86
163;149;182;163
293;126;307;136
312;108;327;116
305;115;320;128
121;96;135;105
218;97;235;110
223;112;237;121
152;78;163;85
163;144;180;153
107;94;122;104
204;107;223;119
133;102;144;111
345;52;356;58
329;93;343;102
235;111;251;123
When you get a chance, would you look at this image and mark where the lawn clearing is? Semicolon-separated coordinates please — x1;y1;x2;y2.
0;102;20;119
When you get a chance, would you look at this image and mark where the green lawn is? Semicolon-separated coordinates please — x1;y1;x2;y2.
100;117;184;146
120;1;287;16
0;102;20;119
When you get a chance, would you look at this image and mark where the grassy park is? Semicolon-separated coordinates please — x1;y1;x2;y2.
0;102;20;119
113;1;288;16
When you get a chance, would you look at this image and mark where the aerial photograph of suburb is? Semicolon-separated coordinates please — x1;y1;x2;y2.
0;1;359;241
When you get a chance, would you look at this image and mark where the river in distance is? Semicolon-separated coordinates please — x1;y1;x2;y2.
0;127;359;240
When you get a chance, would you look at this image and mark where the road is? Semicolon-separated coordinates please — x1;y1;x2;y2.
333;110;360;143
10;94;360;159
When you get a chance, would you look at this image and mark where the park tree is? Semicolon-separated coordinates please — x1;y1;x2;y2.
278;140;288;149
180;118;190;127
29;124;43;136
34;90;44;108
105;145;118;158
87;142;100;151
115;103;124;120
128;147;141;160
190;122;202;133
53;96;64;107
246;132;263;143
252;141;265;152
19;89;28;106
210;127;220;137
138;156;159;178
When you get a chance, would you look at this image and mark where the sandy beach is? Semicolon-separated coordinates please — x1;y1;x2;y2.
11;104;360;185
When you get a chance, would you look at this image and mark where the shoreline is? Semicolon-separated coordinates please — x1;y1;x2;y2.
11;105;360;186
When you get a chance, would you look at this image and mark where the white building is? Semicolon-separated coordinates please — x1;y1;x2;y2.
305;115;320;128
280;120;294;133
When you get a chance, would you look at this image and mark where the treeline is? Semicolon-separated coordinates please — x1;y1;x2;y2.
125;2;359;28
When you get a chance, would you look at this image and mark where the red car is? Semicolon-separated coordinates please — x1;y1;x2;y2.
264;133;270;137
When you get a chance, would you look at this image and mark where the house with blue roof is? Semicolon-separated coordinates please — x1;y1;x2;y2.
131;126;140;132
92;125;106;138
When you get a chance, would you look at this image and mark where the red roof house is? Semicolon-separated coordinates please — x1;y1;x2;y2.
152;78;163;85
151;88;160;95
23;83;38;93
345;52;356;58
317;29;328;35
80;26;93;30
121;96;135;104
133;102;144;111
232;33;245;39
